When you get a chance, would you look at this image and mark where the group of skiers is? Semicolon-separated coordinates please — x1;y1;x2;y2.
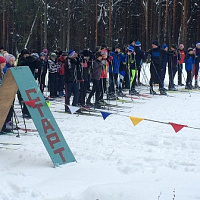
0;40;200;132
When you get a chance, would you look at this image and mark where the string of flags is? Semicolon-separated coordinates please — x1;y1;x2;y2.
24;101;200;133
101;111;200;133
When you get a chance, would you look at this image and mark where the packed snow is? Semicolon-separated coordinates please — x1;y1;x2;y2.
1;67;200;200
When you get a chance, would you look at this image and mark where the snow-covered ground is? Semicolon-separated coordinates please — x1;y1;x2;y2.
1;66;200;200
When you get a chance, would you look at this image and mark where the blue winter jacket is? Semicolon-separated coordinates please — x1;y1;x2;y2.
3;63;12;74
109;52;122;73
184;54;195;71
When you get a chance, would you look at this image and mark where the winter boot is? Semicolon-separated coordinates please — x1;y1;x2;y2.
195;80;200;89
160;89;167;95
150;87;156;95
130;89;139;96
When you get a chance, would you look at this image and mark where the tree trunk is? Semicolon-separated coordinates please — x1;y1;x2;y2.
164;0;169;43
145;0;149;50
95;0;98;47
66;0;70;51
2;0;6;48
44;0;48;49
172;0;176;43
108;0;112;47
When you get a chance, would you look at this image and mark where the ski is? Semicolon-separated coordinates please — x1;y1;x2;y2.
0;142;22;145
0;146;20;150
18;127;38;132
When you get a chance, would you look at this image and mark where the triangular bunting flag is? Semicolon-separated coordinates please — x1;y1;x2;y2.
100;111;112;120
68;106;80;114
169;122;188;133
129;116;145;126
24;100;37;108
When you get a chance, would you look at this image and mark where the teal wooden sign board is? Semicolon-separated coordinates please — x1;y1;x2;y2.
10;67;76;166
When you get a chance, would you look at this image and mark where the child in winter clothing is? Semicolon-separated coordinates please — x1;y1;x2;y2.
39;52;48;93
64;50;81;111
178;44;186;86
168;44;181;90
48;53;59;98
108;45;122;98
57;51;67;96
0;55;15;133
185;48;195;89
0;56;6;85
127;45;139;95
99;49;109;100
193;43;200;88
160;44;169;86
86;51;103;107
79;49;90;106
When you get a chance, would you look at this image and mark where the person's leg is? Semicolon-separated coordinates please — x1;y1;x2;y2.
72;82;80;106
99;78;104;100
87;80;96;103
94;80;101;103
65;82;73;110
109;72;114;94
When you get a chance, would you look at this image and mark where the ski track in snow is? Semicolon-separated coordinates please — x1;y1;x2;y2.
1;71;200;199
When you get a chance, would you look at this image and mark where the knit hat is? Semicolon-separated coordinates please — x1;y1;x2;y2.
152;40;159;46
31;53;39;59
68;50;76;58
6;54;15;63
135;41;141;47
171;44;177;49
115;44;121;49
179;44;184;49
101;49;108;56
0;56;6;64
162;44;168;49
128;45;134;52
96;51;102;58
188;47;193;53
50;53;57;58
82;49;90;57
196;42;200;47
22;49;30;55
43;49;48;53
62;51;68;56
40;52;46;57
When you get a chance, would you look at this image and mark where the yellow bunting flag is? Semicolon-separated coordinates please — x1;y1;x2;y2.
46;101;51;108
129;116;145;126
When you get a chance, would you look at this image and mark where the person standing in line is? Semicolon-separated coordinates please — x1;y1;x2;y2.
185;48;195;89
178;44;186;86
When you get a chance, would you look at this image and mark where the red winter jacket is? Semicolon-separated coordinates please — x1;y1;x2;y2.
179;49;186;64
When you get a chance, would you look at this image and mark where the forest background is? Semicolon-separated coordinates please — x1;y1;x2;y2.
0;0;200;54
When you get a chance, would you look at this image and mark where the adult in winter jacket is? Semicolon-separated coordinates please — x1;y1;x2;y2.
185;48;195;89
48;53;59;98
146;41;166;95
193;43;200;88
86;51;103;107
178;44;186;86
168;44;181;90
64;50;81;111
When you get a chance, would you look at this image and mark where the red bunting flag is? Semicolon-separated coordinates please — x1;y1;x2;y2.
169;122;188;133
24;100;37;108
